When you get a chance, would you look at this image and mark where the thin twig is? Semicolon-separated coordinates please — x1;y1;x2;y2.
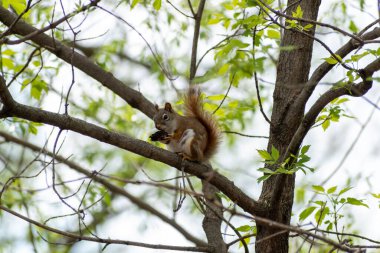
0;205;211;252
256;0;363;43
189;0;206;81
166;0;193;19
213;73;234;115
1;0;100;45
223;131;269;139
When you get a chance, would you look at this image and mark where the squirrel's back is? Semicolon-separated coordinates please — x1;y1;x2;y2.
184;87;221;161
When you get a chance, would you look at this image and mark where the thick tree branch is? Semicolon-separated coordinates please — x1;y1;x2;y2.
268;59;379;213
0;130;206;247
202;182;227;253
0;75;267;217
0;5;156;118
257;0;363;43
296;27;380;109
287;59;379;158
257;1;321;251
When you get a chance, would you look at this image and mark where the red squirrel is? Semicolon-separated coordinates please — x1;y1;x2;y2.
151;88;221;162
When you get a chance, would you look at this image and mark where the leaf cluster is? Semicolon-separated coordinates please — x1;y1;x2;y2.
285;5;314;32
315;97;352;131
256;145;314;182
299;185;368;231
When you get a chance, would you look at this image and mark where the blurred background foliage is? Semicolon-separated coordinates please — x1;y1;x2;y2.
0;0;379;252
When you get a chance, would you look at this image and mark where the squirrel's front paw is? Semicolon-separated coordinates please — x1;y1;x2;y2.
150;130;170;142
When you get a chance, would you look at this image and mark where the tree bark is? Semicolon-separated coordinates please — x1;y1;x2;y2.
202;181;227;253
256;1;321;252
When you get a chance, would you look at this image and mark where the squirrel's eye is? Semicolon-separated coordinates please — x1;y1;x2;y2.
162;114;169;120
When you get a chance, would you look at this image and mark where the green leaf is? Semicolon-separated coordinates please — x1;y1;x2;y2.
298;155;310;164
346;197;369;208
1;0;10;8
10;2;26;14
371;193;380;199
322;119;330;131
208;18;221;25
131;0;141;8
257;174;271;183
326;222;333;231
299;206;317;221
104;191;111;206
276;167;292;174
2;49;15;56
2;57;14;69
28;124;38;135
239;236;250;248
300;145;310;155
207;94;227;101
30;79;48;100
296;188;305;203
336;98;349;104
314;206;329;225
218;63;230;75
338;187;353;196
347;51;369;63
153;0;161;10
303;24;313;31
257;149;273;161
229;39;250;49
228;100;238;108
258;167;275;174
271;146;279;160
314;200;325;206
327;186;337;194
236;225;251;232
312;185;325;193
323;57;338;64
223;3;234;10
349;20;358;33
267;29;280;39
323;54;342;65
359;0;364;10
292;5;303;18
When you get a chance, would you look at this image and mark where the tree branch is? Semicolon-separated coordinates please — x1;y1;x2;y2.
0;130;206;247
287;80;374;159
1;0;100;45
0;75;267;217
189;0;206;81
256;0;363;43
0;5;156;118
202;182;228;253
296;27;380;109
269;58;380;210
228;210;358;253
0;205;211;252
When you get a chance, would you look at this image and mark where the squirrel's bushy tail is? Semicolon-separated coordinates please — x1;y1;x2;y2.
184;87;221;161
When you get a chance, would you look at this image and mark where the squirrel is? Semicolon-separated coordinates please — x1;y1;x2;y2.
151;87;221;162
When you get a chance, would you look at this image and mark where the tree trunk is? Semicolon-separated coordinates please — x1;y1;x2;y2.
202;181;227;253
256;1;321;252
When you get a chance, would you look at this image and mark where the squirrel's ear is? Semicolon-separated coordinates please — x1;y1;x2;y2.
164;102;173;112
155;104;159;111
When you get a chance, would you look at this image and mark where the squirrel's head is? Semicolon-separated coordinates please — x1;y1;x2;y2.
153;102;177;133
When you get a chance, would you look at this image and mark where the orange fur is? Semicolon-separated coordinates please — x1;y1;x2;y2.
183;87;222;161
